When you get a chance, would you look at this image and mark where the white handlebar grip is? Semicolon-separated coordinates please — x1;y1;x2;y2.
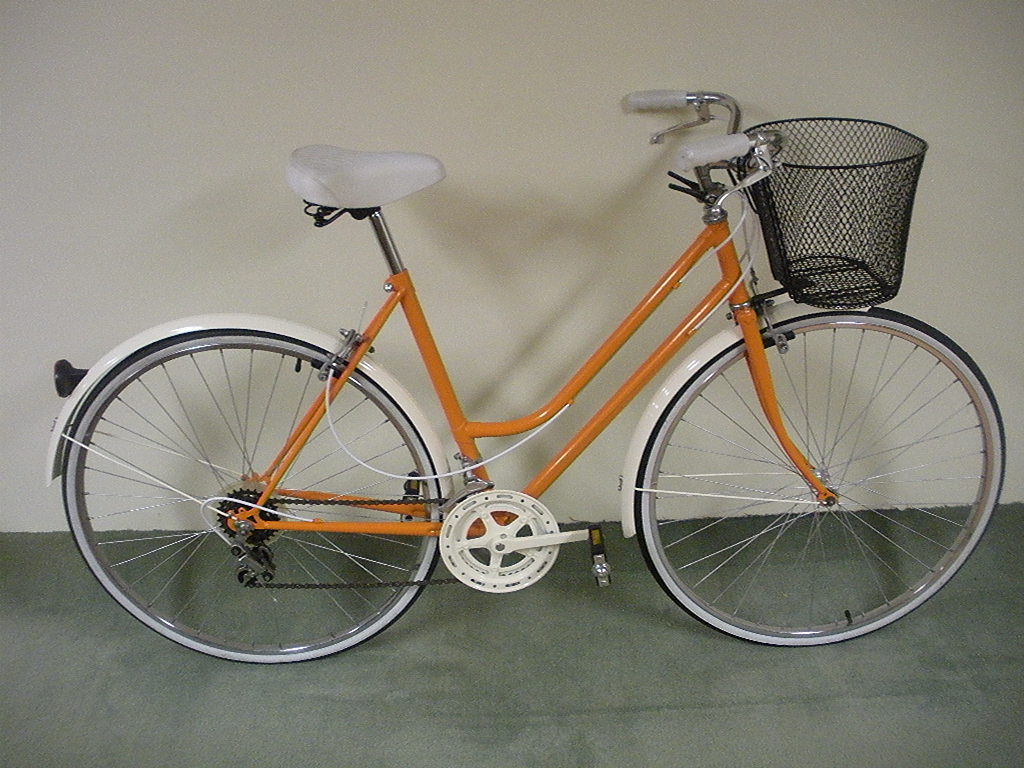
622;90;692;112
677;133;753;172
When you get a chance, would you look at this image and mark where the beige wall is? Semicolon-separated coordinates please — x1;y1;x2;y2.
3;0;1021;530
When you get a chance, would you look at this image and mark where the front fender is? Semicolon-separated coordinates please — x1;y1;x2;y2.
619;301;820;536
618;326;743;537
46;314;451;494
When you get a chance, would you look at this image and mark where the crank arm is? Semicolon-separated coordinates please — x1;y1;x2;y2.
499;528;590;553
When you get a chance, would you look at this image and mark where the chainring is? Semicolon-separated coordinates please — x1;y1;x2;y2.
439;490;560;593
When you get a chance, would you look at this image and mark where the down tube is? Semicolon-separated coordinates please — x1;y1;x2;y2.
523;222;742;498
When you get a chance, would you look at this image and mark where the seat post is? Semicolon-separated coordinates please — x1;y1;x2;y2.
367;209;406;275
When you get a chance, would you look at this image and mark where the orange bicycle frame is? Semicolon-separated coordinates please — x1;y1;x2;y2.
242;215;834;536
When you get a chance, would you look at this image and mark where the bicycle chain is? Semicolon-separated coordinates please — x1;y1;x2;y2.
240;493;459;590
269;495;447;507
244;576;461;590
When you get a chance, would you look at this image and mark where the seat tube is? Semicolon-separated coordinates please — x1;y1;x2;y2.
361;211;488;475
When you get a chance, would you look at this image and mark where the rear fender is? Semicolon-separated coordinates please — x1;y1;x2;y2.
45;314;451;495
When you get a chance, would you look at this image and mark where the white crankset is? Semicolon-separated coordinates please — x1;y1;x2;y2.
439;490;589;593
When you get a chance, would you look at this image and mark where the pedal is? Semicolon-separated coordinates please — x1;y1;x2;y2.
588;525;611;587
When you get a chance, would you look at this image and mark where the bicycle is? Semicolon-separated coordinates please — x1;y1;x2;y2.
47;91;1005;662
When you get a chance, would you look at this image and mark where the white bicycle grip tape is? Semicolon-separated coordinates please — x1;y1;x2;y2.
677;133;752;172
622;90;692;112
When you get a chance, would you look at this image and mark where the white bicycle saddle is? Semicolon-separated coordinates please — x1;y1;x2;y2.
287;145;446;209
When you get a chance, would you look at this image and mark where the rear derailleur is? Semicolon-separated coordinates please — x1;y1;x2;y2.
216;487;279;586
232;533;276;587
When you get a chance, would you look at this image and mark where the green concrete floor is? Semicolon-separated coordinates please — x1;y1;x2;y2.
2;507;1022;768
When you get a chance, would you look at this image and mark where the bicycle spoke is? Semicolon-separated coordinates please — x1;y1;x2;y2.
64;332;440;661
688;393;790;473
91;422;240;481
189;354;252;475
249;353;286;466
637;313;1000;644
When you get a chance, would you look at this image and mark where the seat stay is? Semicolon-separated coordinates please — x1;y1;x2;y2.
251;286;405;512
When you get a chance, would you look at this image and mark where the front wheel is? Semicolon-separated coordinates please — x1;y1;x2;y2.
634;308;1004;645
62;330;443;662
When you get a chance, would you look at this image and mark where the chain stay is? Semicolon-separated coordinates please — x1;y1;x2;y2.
238;492;453;589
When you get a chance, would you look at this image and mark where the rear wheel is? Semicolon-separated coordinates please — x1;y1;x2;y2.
62;330;442;662
635;309;1004;644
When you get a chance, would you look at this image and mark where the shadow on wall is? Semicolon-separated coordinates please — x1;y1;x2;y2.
402;140;698;416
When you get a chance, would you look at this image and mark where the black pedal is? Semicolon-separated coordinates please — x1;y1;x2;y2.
588;525;611;587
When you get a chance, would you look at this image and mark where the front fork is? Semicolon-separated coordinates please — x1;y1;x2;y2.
731;295;839;506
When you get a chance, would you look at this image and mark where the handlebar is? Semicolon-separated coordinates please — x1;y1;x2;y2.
622;91;743;138
676;133;753;173
623;90;784;178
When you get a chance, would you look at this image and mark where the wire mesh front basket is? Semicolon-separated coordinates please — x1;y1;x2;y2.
746;118;927;309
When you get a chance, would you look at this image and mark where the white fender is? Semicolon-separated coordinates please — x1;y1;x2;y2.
619;301;813;537
618;326;741;537
46;314;452;495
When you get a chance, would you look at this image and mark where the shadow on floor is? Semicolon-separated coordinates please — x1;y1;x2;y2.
2;508;1022;768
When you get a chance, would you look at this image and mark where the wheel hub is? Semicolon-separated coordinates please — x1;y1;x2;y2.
217;483;281;546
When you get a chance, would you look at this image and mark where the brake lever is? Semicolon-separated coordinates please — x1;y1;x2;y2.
650;102;714;144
